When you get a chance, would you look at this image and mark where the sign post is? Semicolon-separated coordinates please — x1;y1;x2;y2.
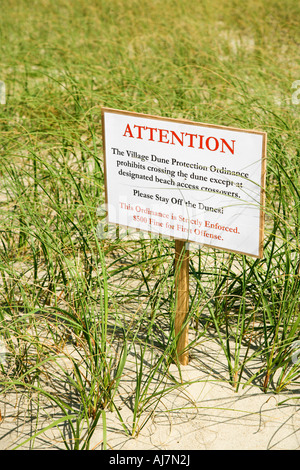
101;107;267;365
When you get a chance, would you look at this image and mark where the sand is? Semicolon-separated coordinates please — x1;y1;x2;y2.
0;334;299;451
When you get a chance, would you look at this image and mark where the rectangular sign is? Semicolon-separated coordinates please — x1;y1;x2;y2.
101;108;267;258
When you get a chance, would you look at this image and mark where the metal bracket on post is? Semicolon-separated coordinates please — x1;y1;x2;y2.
0;81;6;105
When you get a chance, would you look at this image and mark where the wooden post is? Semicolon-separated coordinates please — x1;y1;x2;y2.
174;239;189;365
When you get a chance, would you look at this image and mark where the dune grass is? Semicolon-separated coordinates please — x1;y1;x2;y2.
0;0;299;449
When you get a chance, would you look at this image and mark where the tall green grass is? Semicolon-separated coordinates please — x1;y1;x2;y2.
0;0;299;449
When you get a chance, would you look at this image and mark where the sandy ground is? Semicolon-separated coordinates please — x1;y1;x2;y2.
0;333;299;451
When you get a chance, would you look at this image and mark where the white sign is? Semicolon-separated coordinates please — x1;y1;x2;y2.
102;108;267;258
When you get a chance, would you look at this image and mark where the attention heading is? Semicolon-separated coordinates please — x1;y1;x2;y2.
123;123;236;155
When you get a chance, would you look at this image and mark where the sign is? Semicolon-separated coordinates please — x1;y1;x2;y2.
102;108;267;258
